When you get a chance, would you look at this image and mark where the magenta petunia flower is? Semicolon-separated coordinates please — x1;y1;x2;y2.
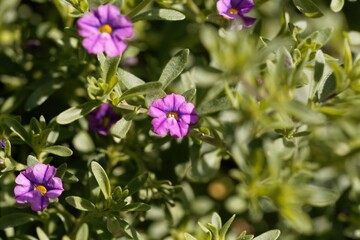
77;4;134;57
216;0;256;29
14;164;64;211
149;94;198;138
88;103;121;135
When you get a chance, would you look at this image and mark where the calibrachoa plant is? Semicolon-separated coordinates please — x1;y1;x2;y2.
88;103;121;135
14;164;64;211
77;4;133;56
1;0;360;239
149;93;198;138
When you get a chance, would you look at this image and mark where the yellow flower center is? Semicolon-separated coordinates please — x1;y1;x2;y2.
98;24;112;34
34;185;47;196
102;117;110;127
228;8;238;15
166;112;179;120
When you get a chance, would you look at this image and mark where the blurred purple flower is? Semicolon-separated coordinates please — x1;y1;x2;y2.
0;139;5;149
149;94;198;138
14;164;64;211
77;4;133;57
88;103;121;135
216;0;256;29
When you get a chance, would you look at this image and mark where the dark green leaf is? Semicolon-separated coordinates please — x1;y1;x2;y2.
119;82;162;101
122;202;151;212
25;80;63;111
125;173;148;196
56;100;102;125
0;213;40;230
3;116;30;144
197;96;232;115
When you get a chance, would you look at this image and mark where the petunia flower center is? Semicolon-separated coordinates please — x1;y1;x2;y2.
166;111;179;120
98;24;112;34
102;116;110;127
228;8;239;15
34;185;47;196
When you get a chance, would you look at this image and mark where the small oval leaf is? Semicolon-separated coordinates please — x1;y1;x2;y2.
66;196;96;211
43;145;73;157
56;100;102;125
132;9;185;22
91;161;111;199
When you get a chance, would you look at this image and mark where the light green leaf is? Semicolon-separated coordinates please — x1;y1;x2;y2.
197;96;232;115
330;0;344;12
182;88;196;102
75;223;89;240
66;196;96;211
56;100;102;125
303;185;339;207
36;227;49;240
292;0;323;18
314;50;325;82
43;145;73;157
118;218;144;240
119;82;162;101
91;161;111;199
281;207;313;234
184;233;197;240
132;9;185;22
0;213;40;230
27;155;41;167
100;55;121;91
219;215;235;239
159;49;189;89
110;118;132;138
117;68;145;89
3;116;30;144
253;230;281;240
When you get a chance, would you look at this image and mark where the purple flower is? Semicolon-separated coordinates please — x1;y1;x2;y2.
77;4;134;57
14;164;64;211
0;139;5;149
88;103;121;135
216;0;256;29
149;94;198;138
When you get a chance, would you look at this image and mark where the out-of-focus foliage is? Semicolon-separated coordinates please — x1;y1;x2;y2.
1;0;360;239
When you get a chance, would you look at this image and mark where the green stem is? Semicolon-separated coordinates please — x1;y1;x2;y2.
116;103;148;114
127;0;153;19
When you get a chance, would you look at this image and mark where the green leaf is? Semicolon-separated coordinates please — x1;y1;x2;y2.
219;215;235;239
132;9;185;22
66;196;96;211
3;116;30;144
27;155;41;167
253;230;281;240
197;96;232;115
184;233;198;240
159;49;189;89
91;161;111;199
107;216;121;236
316;72;337;102
119;82;162;101
0;213;40;230
281;207;313;234
43;145;73;157
292;0;323;18
25;80;63;111
75;223;89;240
118;218;144;240
211;212;222;229
56;100;102;125
122;202;151;212
36;227;49;240
314;51;325;82
100;55;121;91
303;185;339;207
182;88;196;102
330;0;344;12
110;119;132;138
125;173;148;196
117;68;145;89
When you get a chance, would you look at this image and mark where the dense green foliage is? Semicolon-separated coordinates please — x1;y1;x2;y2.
1;0;360;239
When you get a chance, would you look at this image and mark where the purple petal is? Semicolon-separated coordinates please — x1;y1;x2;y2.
15;172;32;186
15;190;35;204
46;177;64;198
233;0;254;14
241;15;256;27
179;102;198;124
32;164;55;184
168;119;189;138
28;191;49;211
110;16;134;37
217;0;232;14
14;185;33;200
77;14;101;37
149;99;167;118
94;4;120;25
105;37;127;57
163;94;186;111
82;34;105;54
151;117;169;136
